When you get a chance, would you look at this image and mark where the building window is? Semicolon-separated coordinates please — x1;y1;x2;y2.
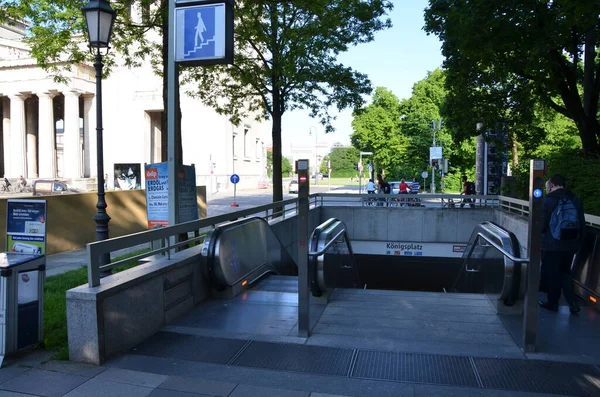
233;132;237;159
244;129;249;158
255;139;260;159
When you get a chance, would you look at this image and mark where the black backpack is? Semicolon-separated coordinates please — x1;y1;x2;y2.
466;182;475;195
382;182;391;194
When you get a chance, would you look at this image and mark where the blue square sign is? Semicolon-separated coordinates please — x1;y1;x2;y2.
175;4;227;63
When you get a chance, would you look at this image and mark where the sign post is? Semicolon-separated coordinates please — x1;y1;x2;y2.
421;171;428;193
297;159;310;337
230;173;240;207
523;159;545;352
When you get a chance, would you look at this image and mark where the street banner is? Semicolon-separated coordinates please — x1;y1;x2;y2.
145;163;199;227
5;200;47;255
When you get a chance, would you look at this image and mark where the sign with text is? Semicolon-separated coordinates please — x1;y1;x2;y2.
351;241;467;258
145;163;199;227
5;200;47;255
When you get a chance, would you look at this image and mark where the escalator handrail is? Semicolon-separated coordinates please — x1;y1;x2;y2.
308;218;362;296
453;221;526;304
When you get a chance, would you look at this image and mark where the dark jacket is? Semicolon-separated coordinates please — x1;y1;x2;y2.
541;188;585;251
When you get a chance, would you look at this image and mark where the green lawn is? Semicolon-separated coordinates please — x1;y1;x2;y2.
43;248;150;360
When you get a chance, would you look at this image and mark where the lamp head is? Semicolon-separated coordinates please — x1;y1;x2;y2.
82;0;116;52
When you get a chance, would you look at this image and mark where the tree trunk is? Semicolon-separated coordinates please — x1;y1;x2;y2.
271;109;283;203
508;129;518;167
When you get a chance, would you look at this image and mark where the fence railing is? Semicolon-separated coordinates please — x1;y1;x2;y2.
84;192;599;287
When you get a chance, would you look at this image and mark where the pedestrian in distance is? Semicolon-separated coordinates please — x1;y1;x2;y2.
539;174;585;314
460;175;475;208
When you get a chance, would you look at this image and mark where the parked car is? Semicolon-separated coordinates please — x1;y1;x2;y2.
32;180;74;196
389;181;400;195
288;180;299;194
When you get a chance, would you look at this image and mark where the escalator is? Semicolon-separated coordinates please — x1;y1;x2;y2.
201;217;361;298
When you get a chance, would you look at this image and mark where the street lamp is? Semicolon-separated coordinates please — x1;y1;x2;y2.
309;126;318;185
82;0;116;268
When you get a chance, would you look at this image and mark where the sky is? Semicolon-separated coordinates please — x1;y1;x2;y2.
278;0;445;156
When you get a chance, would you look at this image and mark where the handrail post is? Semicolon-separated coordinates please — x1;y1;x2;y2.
87;244;100;287
523;160;545;353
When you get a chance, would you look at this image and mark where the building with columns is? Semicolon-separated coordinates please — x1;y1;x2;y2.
0;21;267;192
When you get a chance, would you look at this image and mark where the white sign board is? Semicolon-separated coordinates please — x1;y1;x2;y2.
430;146;443;160
352;240;467;258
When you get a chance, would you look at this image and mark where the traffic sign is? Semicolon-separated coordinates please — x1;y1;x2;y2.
421;171;429;179
230;174;240;184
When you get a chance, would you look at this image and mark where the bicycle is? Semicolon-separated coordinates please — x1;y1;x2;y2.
0;183;12;193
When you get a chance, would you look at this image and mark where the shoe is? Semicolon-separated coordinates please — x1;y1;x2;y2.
569;301;581;314
539;301;558;312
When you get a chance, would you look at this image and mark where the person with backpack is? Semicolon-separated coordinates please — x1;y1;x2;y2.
539;174;586;314
459;175;475;208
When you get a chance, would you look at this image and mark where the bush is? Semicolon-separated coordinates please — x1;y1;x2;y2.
512;150;600;216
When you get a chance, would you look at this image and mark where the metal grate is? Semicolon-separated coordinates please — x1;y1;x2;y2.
352;350;479;387
131;331;247;365
474;358;600;396
233;341;353;376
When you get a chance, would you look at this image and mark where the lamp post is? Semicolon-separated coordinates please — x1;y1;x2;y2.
82;0;116;268
309;126;318;185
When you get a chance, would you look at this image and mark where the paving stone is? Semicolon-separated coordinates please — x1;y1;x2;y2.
229;384;310;397
0;366;30;385
63;379;153;397
94;367;168;388
0;368;87;397
38;361;107;377
158;376;236;396
147;390;205;397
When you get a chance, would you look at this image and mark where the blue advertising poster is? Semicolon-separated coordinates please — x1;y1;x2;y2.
145;163;169;227
175;3;226;62
5;200;47;255
145;163;199;227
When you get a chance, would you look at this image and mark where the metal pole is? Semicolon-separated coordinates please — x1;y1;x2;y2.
523;159;545;352
167;0;180;228
93;52;111;267
297;160;310;337
314;130;318;186
359;153;362;193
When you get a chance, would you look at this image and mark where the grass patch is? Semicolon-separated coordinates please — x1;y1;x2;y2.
43;248;150;360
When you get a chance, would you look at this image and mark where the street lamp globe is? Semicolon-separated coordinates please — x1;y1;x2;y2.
82;0;116;50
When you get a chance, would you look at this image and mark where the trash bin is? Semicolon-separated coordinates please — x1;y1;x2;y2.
0;252;45;367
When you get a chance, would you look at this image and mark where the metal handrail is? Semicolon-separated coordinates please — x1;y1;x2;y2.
454;221;526;304
308;229;345;257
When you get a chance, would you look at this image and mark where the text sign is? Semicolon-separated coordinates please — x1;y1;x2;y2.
429;146;443;160
230;174;240;184
6;200;47;255
145;163;199;227
175;3;233;65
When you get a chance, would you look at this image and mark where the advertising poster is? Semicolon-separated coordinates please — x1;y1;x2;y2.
178;165;199;223
145;163;198;228
5;200;47;255
114;163;142;190
145;163;169;227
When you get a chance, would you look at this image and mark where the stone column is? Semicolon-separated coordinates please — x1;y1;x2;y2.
37;92;57;178
8;93;28;178
63;91;81;179
25;97;39;178
2;97;10;177
83;95;97;178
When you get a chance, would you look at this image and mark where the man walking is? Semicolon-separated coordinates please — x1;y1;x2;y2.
539;174;585;314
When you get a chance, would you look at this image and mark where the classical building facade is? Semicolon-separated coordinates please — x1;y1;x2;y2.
0;21;267;192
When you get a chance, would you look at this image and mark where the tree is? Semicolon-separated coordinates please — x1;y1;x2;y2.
424;0;600;156
350;87;409;173
326;146;360;177
186;0;393;203
266;150;292;178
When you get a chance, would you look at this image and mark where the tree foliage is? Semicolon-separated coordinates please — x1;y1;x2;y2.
325;146;360;177
185;0;393;203
424;0;600;157
266;150;292;178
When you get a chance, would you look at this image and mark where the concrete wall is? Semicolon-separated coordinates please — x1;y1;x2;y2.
67;246;208;365
270;208;320;264
321;207;496;243
0;187;206;254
